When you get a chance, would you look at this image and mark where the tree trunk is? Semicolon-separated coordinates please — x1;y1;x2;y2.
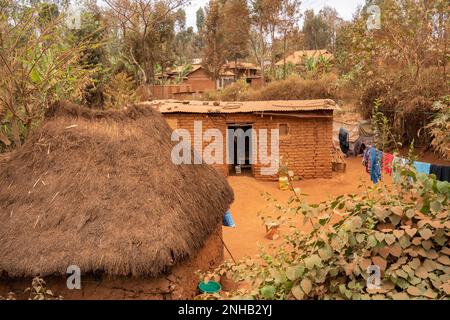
0;131;11;146
283;31;287;80
11;117;21;148
130;47;147;85
259;24;266;86
234;56;238;82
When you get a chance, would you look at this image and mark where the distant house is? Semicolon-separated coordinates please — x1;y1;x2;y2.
218;61;263;89
276;50;333;67
151;60;263;99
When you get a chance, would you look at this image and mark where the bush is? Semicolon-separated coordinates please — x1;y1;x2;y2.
103;72;137;109
241;74;337;101
358;67;447;147
425;96;450;160
218;79;249;101
199;164;450;300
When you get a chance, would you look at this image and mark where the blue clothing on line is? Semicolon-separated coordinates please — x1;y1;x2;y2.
369;147;382;184
413;161;431;175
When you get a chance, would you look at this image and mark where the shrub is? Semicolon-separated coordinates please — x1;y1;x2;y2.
425;96;450;160
103;72;137;109
199;164;450;300
241;74;337;101
218;79;249;101
358;67;447;147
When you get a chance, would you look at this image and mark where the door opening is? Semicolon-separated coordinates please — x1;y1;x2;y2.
227;124;253;176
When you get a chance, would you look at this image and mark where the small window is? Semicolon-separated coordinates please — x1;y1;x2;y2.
279;123;289;136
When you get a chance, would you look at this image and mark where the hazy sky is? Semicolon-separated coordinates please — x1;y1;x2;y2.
186;0;366;30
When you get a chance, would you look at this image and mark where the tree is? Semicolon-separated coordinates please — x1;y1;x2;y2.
248;0;276;84
174;26;197;64
250;0;269;84
302;9;330;50
196;7;205;33
0;2;95;148
319;6;343;52
222;0;250;80
278;0;301;79
201;0;226;89
248;0;301;82
70;3;110;107
104;0;188;84
341;0;449;146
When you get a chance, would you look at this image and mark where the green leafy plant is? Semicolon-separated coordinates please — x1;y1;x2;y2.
103;72;137;109
425;96;450;160
24;277;62;300
0;3;97;148
372;99;400;153
199;163;450;300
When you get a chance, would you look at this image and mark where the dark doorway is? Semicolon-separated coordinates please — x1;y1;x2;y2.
227;124;253;176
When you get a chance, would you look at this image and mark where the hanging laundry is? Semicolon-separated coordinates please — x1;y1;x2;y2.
413;161;431;175
369;147;382;184
223;210;236;228
363;146;372;173
430;165;450;182
382;153;394;175
339;128;350;156
392;156;408;183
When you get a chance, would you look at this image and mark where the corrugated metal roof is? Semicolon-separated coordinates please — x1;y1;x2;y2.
276;50;333;66
141;99;338;114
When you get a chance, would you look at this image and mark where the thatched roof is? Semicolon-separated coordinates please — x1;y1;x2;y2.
0;102;234;277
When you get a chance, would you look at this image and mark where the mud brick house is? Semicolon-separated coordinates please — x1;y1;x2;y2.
151;99;337;180
218;61;263;89
152;62;263;99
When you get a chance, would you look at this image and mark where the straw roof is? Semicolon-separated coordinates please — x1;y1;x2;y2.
0;102;234;277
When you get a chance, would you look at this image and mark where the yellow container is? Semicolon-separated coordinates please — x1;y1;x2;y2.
279;176;289;191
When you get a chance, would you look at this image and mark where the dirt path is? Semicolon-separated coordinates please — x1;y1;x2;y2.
222;157;384;260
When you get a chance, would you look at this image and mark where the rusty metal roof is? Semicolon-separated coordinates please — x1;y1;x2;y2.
142;99;338;114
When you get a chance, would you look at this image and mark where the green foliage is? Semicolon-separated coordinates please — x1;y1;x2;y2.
242;74;337;101
200;164;450;300
302;9;331;50
338;0;448;147
70;8;110;107
201;0;226;86
274;62;297;81
25;277;62;300
372;99;399;152
0;2;96;149
174;64;193;84
425;97;450;160
104;72;137;110
222;0;250;62
215;79;249;101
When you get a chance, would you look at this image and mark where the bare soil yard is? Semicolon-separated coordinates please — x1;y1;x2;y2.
223;157;386;260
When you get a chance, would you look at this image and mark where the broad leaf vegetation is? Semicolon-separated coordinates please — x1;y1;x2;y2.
200;165;450;300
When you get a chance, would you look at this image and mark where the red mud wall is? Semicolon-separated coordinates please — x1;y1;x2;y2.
0;227;224;300
164;112;333;180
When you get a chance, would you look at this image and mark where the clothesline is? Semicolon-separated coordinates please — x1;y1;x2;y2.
363;146;450;184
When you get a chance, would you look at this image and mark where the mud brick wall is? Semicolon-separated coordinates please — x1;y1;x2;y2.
0;227;224;300
164;111;333;180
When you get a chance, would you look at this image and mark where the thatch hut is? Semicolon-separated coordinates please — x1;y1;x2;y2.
0;102;234;299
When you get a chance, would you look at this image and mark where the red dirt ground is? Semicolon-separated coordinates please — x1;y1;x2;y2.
222;157;385;260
